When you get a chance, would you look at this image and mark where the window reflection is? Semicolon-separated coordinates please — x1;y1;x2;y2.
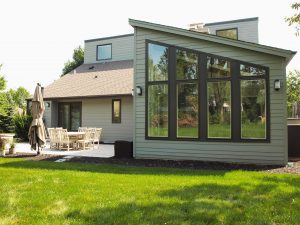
176;50;198;80
241;80;266;139
207;56;231;78
148;43;168;81
207;81;231;138
177;83;198;138
240;64;266;76
148;84;168;137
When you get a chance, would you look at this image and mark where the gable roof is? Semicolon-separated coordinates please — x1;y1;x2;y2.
129;19;296;63
43;60;133;100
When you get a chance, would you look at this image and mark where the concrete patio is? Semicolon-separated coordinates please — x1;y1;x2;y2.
15;142;114;158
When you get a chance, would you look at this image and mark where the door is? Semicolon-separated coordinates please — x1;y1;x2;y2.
58;102;81;131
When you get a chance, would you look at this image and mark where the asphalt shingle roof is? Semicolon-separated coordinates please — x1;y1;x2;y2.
43;60;133;99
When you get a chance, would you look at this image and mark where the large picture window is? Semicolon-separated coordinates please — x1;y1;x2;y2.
240;64;267;139
145;40;269;142
147;43;169;137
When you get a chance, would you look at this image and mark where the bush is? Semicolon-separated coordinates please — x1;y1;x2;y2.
14;114;32;141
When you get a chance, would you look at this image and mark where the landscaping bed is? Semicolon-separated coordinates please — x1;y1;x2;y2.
5;152;300;174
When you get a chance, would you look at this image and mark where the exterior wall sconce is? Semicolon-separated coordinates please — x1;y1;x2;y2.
274;79;281;91
136;86;143;96
46;102;51;108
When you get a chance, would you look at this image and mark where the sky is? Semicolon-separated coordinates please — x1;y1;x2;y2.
0;0;299;94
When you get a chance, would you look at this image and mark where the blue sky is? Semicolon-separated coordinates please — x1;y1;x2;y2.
0;0;299;93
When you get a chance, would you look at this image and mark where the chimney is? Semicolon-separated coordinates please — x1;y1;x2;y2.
189;23;210;34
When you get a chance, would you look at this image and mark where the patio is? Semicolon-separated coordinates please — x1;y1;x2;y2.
15;142;114;158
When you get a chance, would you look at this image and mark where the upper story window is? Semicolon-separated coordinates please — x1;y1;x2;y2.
216;28;238;40
97;44;112;60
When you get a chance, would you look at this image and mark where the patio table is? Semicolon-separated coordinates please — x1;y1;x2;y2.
67;132;85;149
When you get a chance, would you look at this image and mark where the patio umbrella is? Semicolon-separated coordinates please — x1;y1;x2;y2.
28;83;46;155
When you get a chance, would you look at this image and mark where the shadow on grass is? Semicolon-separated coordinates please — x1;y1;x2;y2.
0;159;227;177
63;182;300;225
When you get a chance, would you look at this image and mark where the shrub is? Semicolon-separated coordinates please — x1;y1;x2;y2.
14;114;32;141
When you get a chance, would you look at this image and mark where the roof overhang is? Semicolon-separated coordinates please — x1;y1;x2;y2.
129;19;296;64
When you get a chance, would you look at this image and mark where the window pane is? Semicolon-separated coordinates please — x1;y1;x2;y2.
177;83;198;138
148;84;168;137
240;64;266;76
176;50;198;80
97;44;112;60
207;81;231;138
207;56;231;78
241;80;266;139
148;43;168;81
112;100;121;123
216;29;237;40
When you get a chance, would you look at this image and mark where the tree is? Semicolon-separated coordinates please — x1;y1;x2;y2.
286;2;300;36
61;46;84;76
8;87;30;110
287;70;300;117
0;64;6;91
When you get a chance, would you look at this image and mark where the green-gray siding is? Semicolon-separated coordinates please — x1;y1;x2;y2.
134;28;287;165
84;35;134;64
43;96;133;142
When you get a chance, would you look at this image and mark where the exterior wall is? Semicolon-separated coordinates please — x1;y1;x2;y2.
47;96;133;143
82;96;133;142
43;101;51;130
205;19;259;43
134;27;287;165
84;35;134;64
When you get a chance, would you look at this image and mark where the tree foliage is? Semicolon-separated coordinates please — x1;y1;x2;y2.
286;2;300;36
287;70;300;117
0;64;6;91
8;87;30;110
61;46;84;76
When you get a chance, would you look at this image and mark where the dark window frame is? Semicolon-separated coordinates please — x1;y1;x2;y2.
145;39;270;143
96;44;112;61
216;28;238;40
58;102;82;131
112;99;121;123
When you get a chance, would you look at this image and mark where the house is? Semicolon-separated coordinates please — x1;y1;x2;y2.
43;17;296;165
42;34;134;143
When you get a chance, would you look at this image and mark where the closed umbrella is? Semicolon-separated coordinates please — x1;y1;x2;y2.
28;83;46;155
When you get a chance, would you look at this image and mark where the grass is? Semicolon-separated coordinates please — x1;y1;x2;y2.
0;158;299;225
150;123;265;139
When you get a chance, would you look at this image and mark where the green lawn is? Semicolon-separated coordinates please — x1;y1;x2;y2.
0;158;299;225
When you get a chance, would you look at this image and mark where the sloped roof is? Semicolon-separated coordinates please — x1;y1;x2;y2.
43;60;133;99
129;19;296;63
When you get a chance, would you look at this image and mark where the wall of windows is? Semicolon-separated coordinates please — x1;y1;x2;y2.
146;41;269;142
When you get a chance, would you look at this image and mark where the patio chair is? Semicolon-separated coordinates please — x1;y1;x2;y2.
92;128;102;149
76;129;93;150
48;128;61;149
58;129;75;151
78;127;87;132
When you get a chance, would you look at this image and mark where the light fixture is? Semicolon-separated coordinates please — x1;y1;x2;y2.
136;86;142;96
46;102;51;108
274;79;281;91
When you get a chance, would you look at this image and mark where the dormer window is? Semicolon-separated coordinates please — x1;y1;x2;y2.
97;44;112;60
216;28;238;40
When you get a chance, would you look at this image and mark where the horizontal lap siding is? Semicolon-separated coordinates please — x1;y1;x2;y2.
82;96;133;142
84;36;134;64
134;28;287;165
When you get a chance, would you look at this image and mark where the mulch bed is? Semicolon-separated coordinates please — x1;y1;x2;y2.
3;153;300;174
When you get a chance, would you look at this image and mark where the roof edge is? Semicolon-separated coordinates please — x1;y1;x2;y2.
85;33;134;43
205;17;258;26
42;93;132;101
129;19;296;63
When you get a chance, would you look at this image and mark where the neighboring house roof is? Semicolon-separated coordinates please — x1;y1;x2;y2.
43;60;133;100
129;19;296;63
